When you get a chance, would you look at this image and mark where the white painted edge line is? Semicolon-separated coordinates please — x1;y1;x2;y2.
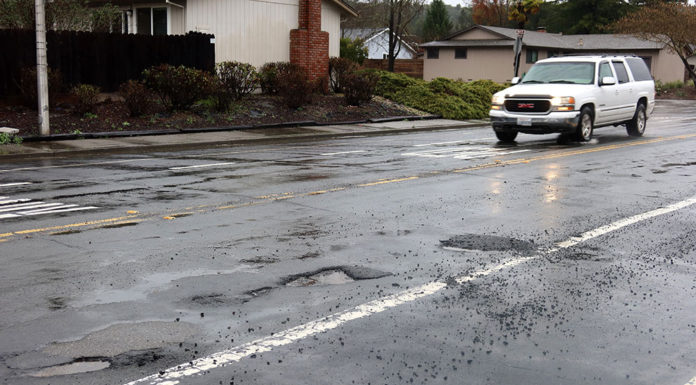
169;162;236;171
320;150;367;156
0;182;32;187
125;195;696;385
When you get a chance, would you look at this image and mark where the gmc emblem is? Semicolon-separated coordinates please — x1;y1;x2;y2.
518;103;535;109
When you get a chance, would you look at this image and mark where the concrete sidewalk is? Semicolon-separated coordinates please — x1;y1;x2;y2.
0;119;489;159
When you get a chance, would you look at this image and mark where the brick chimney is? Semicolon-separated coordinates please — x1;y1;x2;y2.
290;0;329;90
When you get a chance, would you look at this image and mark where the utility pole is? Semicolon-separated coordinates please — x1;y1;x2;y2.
35;0;50;135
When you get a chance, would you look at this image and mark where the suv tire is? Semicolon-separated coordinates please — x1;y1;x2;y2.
495;130;518;143
575;107;594;142
626;103;646;137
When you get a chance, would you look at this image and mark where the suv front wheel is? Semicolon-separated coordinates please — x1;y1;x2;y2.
575;107;594;142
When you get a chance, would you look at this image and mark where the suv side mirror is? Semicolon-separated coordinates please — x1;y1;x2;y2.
600;76;616;86
511;77;520;85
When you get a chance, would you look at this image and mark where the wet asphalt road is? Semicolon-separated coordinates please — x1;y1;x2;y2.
1;100;695;385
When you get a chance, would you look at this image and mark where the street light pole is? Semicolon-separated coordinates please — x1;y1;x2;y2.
35;0;50;136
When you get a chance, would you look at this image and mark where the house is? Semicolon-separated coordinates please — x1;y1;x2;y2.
103;0;357;82
343;28;418;59
421;25;685;84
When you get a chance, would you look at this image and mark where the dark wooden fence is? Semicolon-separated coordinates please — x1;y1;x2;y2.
0;29;215;96
361;58;423;79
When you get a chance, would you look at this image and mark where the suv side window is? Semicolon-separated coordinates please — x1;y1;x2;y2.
626;58;653;81
598;62;613;82
612;61;630;83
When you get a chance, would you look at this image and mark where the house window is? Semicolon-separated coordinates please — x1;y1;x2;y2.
547;50;558;58
427;47;439;59
136;7;167;35
121;11;129;34
454;48;467;59
526;49;538;63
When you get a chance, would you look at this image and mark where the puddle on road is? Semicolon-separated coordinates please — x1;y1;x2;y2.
284;266;390;287
286;269;355;287
30;360;110;377
441;234;535;253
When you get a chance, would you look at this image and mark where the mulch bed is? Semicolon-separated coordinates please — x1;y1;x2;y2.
0;94;428;138
655;86;696;100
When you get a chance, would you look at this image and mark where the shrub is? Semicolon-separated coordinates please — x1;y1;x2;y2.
343;71;379;106
142;64;214;111
329;57;358;94
0;132;22;145
372;70;423;99
340;37;368;65
118;80;150;117
71;83;101;114
18;66;63;108
276;63;313;108
214;61;259;111
372;73;506;120
259;62;295;95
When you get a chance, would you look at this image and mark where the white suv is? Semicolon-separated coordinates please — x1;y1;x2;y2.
489;55;655;142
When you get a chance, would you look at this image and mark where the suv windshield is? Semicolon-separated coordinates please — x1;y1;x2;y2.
521;62;595;85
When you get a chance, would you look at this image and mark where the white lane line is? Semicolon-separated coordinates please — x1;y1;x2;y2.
320;150;368;156
169;162;236;171
553;195;696;251
0;182;32;187
125;195;696;385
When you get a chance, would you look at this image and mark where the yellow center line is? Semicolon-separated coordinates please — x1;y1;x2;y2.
0;215;139;238
3;134;695;242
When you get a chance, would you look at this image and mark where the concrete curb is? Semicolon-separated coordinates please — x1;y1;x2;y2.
0;119;489;161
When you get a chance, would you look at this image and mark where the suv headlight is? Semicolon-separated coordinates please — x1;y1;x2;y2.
491;94;505;110
550;96;575;111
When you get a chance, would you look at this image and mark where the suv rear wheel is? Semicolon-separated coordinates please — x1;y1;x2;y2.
495;130;518;143
575;107;594;142
626;103;646;137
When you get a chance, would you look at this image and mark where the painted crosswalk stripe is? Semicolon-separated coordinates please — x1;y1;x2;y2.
320;150;367;156
0;202;62;212
169;162;236;170
403;145;530;160
0;197;97;219
0;182;32;188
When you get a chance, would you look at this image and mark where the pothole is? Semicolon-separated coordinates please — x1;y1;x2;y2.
190;293;229;306
29;360;110;377
240;287;273;302
284;266;391;287
440;234;535;252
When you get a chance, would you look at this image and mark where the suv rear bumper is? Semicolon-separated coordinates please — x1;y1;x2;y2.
490;110;580;134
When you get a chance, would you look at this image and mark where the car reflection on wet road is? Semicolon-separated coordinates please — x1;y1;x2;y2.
1;100;695;385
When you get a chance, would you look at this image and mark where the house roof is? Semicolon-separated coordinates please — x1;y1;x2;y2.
422;25;663;51
342;28;418;54
330;0;358;17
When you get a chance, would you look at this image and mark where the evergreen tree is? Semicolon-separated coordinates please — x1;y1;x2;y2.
423;0;453;41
